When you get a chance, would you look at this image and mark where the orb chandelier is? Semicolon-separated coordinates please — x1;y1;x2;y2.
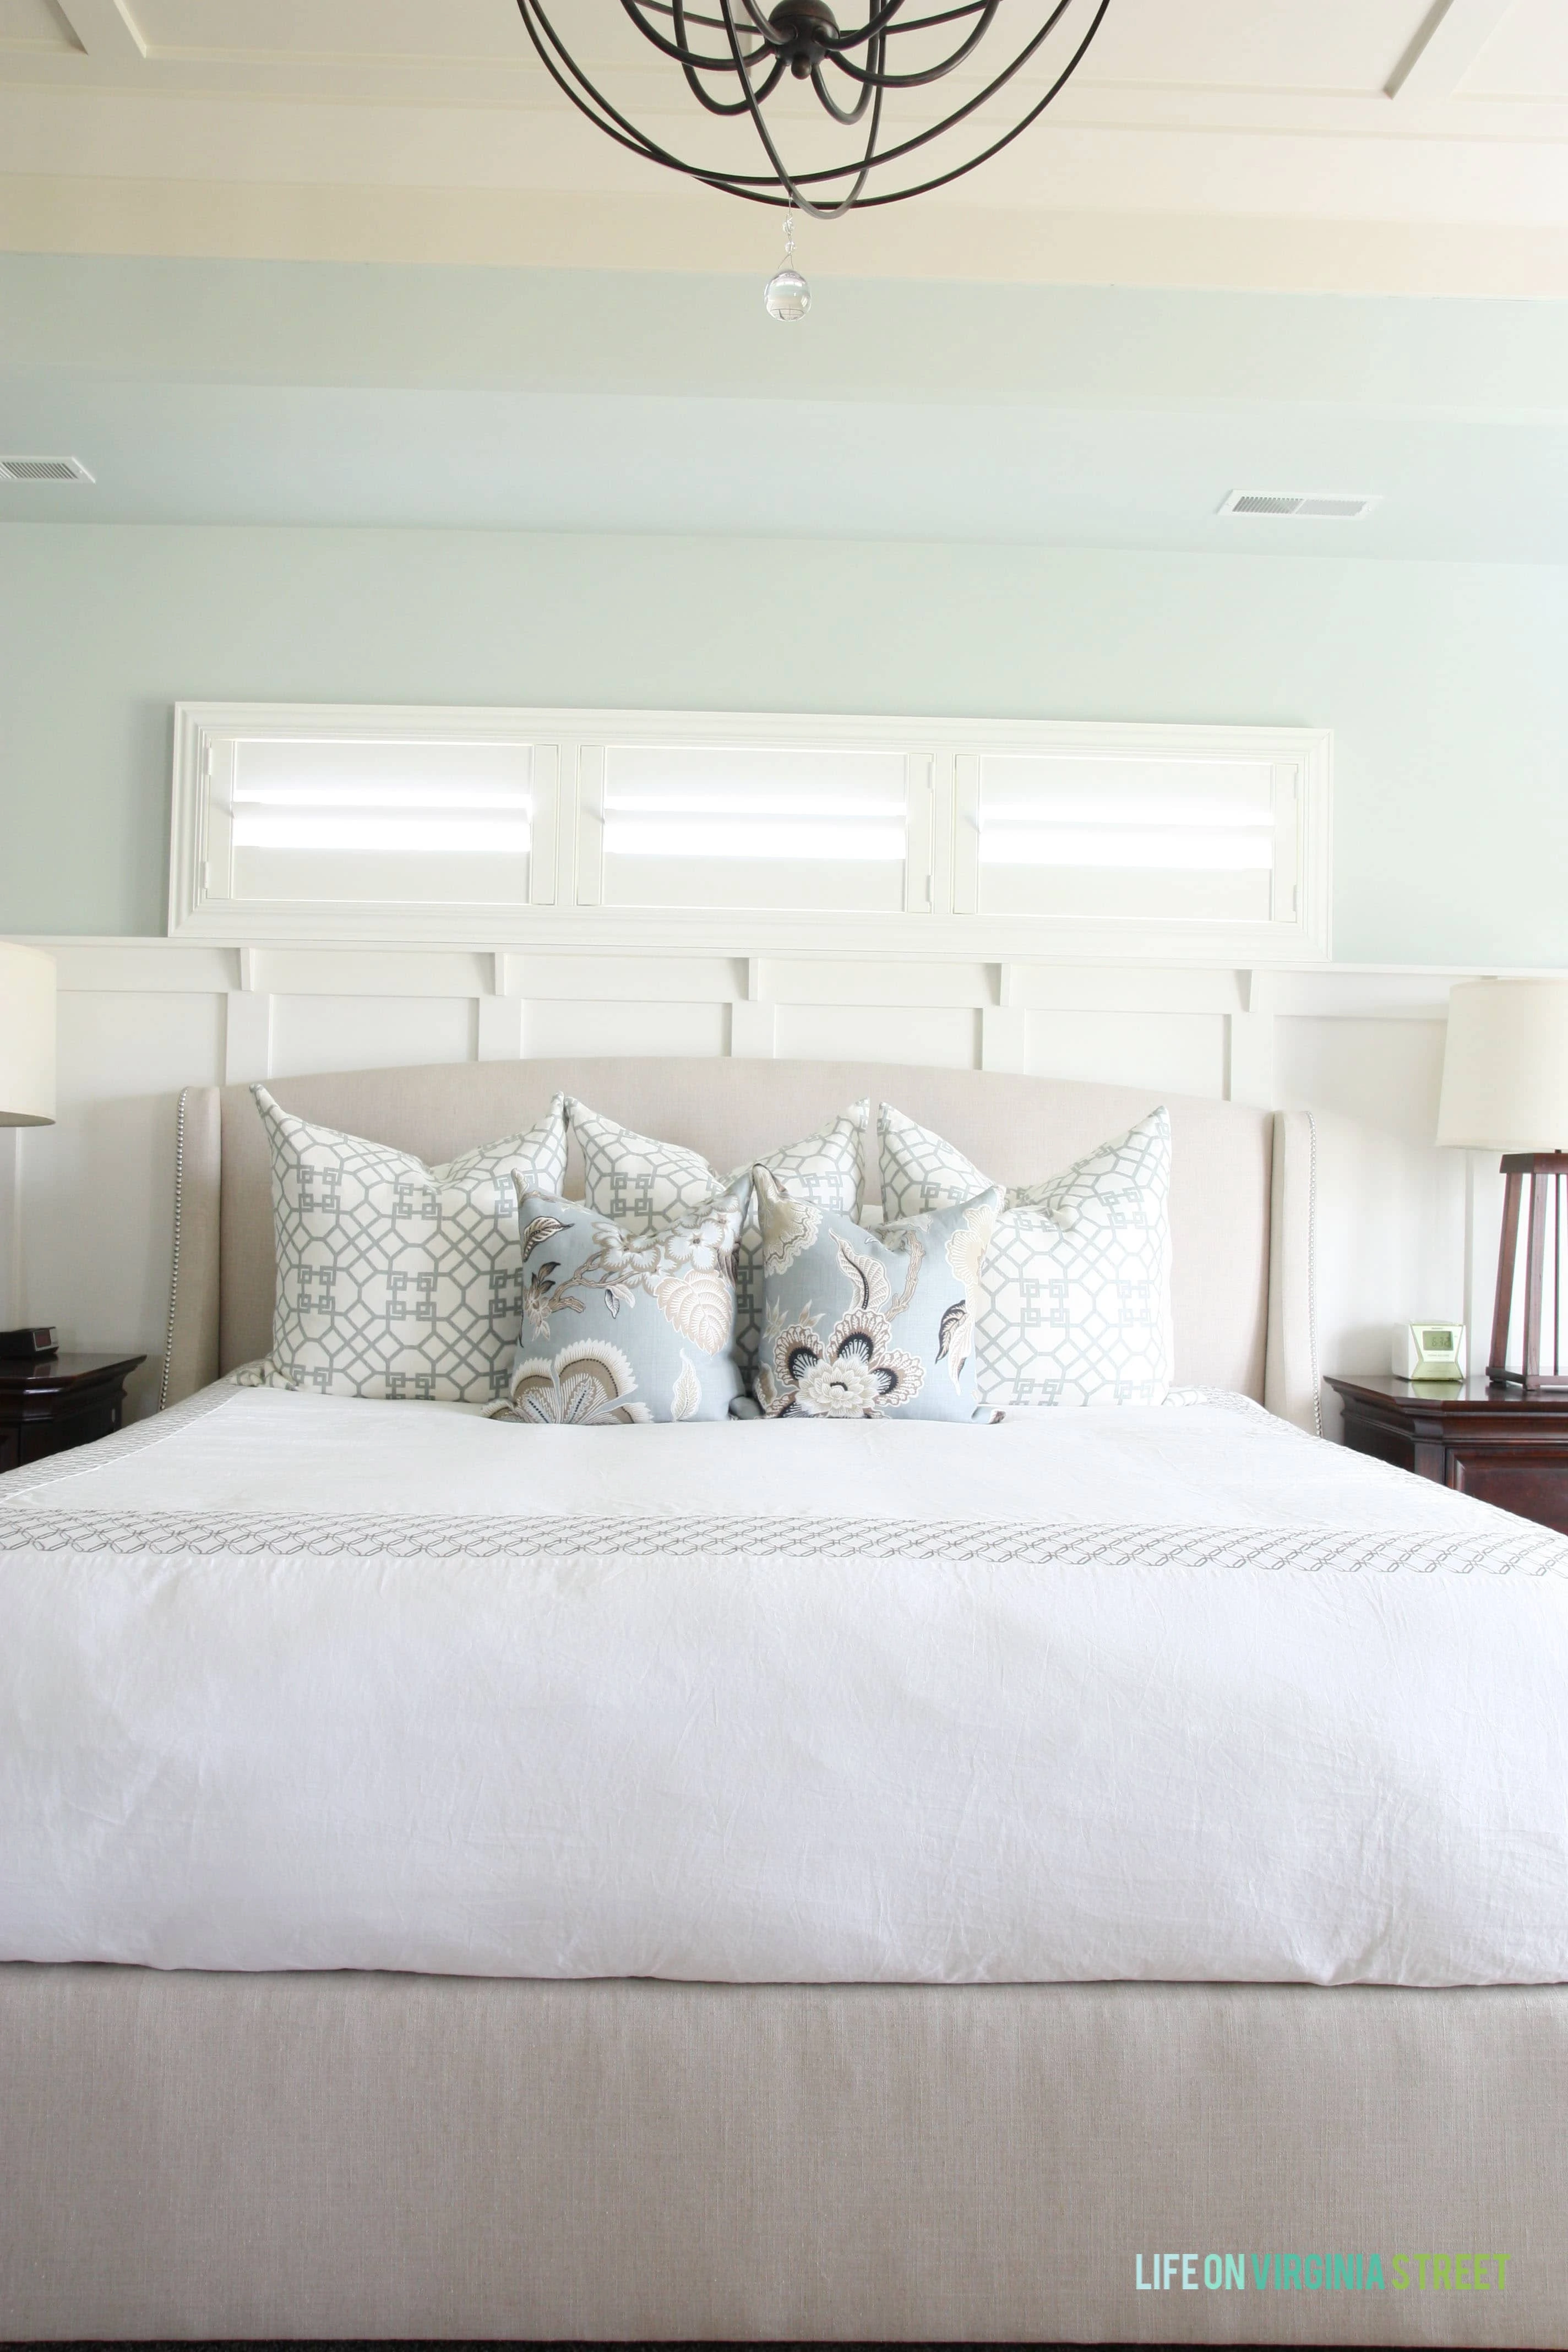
514;2;1113;230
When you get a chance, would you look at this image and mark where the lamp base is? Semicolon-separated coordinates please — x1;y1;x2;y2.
1489;1154;1568;1389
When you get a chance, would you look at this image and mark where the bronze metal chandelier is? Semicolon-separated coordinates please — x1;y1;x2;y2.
514;0;1113;220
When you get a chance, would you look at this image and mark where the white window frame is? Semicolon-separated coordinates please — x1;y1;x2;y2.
168;703;1331;963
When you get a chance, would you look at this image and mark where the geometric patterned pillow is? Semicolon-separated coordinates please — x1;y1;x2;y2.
238;1086;568;1402
876;1103;1173;1408
565;1096;867;1378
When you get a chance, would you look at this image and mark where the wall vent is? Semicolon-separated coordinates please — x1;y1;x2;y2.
1220;488;1378;521
0;455;95;483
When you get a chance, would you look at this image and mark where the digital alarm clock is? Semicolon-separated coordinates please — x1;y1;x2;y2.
1392;1321;1467;1382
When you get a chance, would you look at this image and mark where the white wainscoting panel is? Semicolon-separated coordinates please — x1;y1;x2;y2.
729;999;778;1060
269;993;480;1079
4;935;1542;1431
523;997;731;1061
1277;1015;1449;1145
1275;1015;1468;1441
23;987;226;1419
1020;1009;1228;1101
774;1003;982;1071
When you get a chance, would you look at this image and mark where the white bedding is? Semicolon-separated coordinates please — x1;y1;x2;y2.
2;1380;1565;1986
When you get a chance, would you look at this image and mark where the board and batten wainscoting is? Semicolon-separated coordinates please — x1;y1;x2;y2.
1;934;1532;1441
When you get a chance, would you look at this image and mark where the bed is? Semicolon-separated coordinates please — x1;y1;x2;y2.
2;1057;1565;2345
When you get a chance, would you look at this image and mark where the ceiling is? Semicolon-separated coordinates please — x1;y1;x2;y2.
3;254;1567;555
1;0;1567;293
2;7;1566;551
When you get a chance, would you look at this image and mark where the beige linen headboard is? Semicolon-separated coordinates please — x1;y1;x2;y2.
161;1058;1317;1428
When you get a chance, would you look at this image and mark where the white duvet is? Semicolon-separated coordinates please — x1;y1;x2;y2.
2;1380;1566;1985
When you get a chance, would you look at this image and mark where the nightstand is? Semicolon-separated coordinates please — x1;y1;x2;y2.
1325;1373;1568;1538
0;1353;146;1474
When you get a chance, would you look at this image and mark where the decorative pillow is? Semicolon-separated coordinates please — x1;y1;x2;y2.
489;1181;748;1424
876;1103;1173;1408
241;1086;569;1401
565;1096;867;1373
753;1164;1000;1422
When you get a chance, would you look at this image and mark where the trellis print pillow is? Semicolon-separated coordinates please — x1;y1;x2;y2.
241;1086;568;1401
753;1165;1000;1422
565;1096;867;1374
489;1182;748;1424
877;1103;1173;1408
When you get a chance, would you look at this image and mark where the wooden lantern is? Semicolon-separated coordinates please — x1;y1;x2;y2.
1438;982;1568;1394
1489;1155;1568;1390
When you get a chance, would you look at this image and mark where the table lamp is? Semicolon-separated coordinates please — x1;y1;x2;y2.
0;943;57;1358
1437;978;1568;1390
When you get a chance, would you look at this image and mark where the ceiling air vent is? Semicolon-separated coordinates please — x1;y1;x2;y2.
1220;488;1378;521
0;455;95;483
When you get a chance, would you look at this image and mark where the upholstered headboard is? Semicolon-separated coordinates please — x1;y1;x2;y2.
161;1058;1317;1427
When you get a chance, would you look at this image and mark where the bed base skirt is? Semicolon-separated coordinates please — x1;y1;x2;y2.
1;1966;1564;2345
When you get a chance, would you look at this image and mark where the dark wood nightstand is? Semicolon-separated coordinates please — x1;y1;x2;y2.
1325;1373;1568;1537
0;1353;146;1474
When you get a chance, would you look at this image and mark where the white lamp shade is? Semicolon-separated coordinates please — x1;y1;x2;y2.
0;943;56;1127
1437;979;1568;1152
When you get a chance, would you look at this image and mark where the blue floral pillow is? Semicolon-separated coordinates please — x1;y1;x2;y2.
489;1182;747;1424
752;1165;1001;1422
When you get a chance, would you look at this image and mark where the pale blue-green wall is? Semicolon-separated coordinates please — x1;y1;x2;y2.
2;520;1564;963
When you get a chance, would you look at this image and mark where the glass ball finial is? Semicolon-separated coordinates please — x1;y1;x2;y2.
764;265;810;323
765;209;810;322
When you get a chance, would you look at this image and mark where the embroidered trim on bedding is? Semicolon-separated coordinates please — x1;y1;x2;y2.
1165;1386;1293;1426
0;1376;239;1500
0;1504;1560;1578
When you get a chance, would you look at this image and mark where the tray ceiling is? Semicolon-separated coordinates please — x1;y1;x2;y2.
2;254;1566;554
0;0;1565;291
